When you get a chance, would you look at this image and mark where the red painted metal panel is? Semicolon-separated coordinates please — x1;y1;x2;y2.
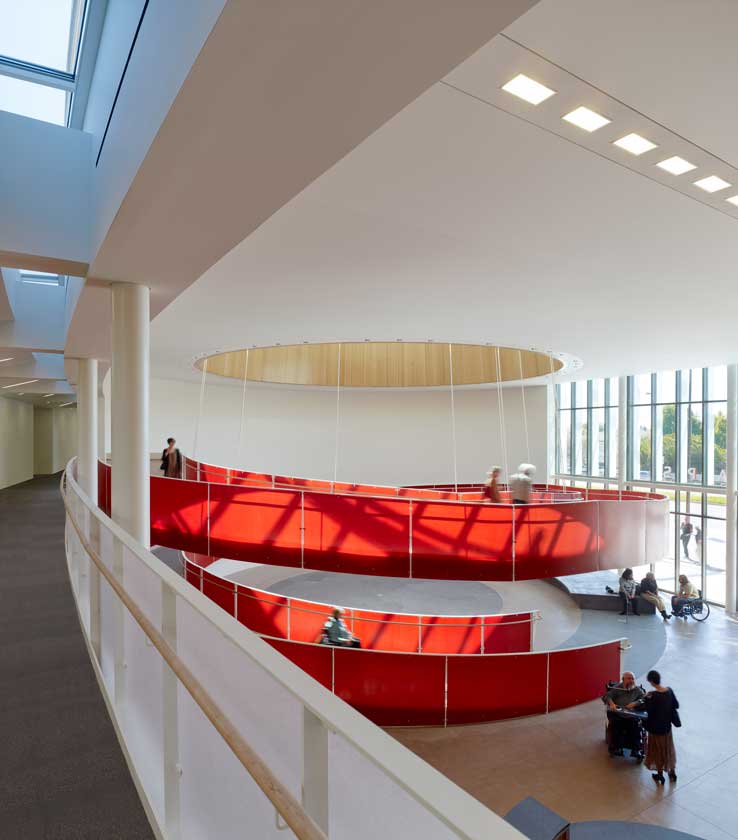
514;502;599;579
202;569;235;617
302;493;411;576
420;615;481;654
150;475;208;553
446;653;548;724
236;587;290;638
411;502;514;580
283;597;330;643
333;648;446;726
482;614;532;653
208;484;302;567
350;610;420;652
547;642;621;711
265;638;333;691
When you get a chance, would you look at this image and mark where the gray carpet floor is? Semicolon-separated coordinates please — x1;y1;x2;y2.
0;474;153;839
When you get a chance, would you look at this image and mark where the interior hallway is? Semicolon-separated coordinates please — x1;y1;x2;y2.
393;608;738;839
0;475;153;839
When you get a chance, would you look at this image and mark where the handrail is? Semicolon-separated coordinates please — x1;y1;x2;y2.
61;470;327;840
83;459;526;837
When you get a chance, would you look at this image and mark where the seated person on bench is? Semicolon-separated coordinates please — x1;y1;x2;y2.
671;574;699;617
319;607;362;648
603;671;645;757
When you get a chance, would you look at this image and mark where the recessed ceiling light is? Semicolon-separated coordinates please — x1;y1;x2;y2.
656;156;696;175
725;195;738;207
693;175;731;193
613;133;658;156
2;379;38;389
0;357;13;363
501;74;556;105
43;393;54;397
562;106;610;132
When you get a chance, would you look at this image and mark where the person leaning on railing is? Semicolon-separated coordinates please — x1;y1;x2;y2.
317;608;362;648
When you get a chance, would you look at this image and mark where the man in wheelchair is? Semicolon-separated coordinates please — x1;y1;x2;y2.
603;671;646;760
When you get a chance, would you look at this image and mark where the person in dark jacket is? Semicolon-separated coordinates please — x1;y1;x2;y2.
640;572;670;620
627;669;679;784
160;438;182;479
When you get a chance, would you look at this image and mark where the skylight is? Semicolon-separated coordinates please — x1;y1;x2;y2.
0;0;88;126
20;271;65;287
0;74;66;125
0;0;84;73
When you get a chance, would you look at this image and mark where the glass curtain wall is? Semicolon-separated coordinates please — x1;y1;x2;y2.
555;367;728;605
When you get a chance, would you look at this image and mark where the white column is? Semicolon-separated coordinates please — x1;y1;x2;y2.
726;364;737;614
617;376;627;493
111;282;150;547
98;393;107;463
77;358;98;501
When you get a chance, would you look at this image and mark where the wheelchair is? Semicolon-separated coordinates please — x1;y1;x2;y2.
674;590;710;622
603;681;647;761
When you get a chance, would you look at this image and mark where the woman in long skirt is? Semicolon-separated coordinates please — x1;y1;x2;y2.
633;669;679;784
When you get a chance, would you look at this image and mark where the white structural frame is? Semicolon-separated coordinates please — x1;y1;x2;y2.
62;458;526;840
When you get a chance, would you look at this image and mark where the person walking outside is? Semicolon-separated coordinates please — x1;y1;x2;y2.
680;520;693;559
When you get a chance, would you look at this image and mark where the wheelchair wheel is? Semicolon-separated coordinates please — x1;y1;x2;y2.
692;601;710;621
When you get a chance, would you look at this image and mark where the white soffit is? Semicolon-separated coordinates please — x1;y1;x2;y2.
443;35;738;221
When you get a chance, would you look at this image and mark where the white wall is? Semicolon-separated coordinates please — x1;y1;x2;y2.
0;110;91;266
0;396;34;489
149;377;548;486
33;406;78;475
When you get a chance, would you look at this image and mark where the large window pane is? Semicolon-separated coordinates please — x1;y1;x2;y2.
591;379;605;407
704;518;725;605
608;378;619;406
558;411;571;473
656;511;677;594
0;74;67;125
705;402;727;487
573;410;588;474
656;370;676;403
687;404;703;484
678;513;701;584
633;374;653;405
633;405;651;481
575;381;588;409
607;407;618;479
592;408;605;476
655;404;676;482
0;0;82;72
708;366;727;401
681;368;702;403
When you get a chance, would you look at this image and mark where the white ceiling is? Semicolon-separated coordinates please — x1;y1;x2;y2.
150;0;738;387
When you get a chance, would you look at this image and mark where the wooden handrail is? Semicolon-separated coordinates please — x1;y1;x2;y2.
61;470;327;840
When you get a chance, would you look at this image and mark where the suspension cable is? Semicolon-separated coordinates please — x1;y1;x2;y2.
236;349;250;468
518;349;531;468
495;346;510;486
333;343;342;488
193;357;208;463
448;343;459;493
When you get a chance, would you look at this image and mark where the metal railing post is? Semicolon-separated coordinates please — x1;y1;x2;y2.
112;537;126;709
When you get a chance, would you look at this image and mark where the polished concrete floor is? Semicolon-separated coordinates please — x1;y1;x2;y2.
393;608;738;840
0;475;153;839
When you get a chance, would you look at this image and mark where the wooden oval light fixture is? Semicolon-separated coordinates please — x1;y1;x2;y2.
196;342;564;388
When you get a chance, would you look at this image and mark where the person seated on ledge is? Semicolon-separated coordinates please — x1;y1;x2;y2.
319;608;362;648
671;574;699;617
640;571;671;620
509;463;535;504
618;568;640;615
483;466;502;503
603;671;645;758
160;437;182;479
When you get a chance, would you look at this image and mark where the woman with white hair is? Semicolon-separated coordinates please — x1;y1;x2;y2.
483;466;502;503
